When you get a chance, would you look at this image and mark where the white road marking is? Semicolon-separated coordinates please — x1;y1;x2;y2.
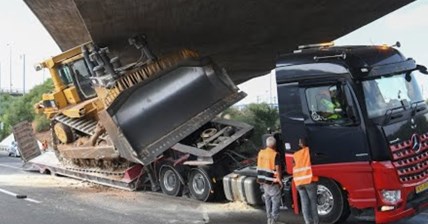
0;188;42;204
24;198;42;204
0;163;22;170
0;188;17;197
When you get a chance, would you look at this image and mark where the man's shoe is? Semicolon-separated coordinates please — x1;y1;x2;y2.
272;220;287;224
267;218;272;224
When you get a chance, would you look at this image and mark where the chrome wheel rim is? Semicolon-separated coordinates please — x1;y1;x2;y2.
192;173;205;195
163;169;177;192
317;185;334;215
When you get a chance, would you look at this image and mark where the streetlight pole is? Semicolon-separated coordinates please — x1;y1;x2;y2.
0;62;2;92
20;54;25;94
7;43;12;92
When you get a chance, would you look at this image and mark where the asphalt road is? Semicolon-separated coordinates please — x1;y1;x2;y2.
0;152;427;224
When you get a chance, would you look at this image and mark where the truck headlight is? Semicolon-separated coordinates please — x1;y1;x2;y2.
381;190;401;204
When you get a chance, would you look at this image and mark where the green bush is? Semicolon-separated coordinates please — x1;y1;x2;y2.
222;103;280;147
34;114;51;133
0;79;53;140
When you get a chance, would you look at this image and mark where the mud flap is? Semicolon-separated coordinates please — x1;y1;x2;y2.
104;59;245;164
12;121;41;162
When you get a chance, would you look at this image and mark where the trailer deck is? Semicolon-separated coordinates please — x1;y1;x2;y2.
29;152;144;191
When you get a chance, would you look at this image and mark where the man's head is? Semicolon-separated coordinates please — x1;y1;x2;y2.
266;136;276;149
298;137;308;148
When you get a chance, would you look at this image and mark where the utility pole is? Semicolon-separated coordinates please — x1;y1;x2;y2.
7;43;12;92
21;54;25;94
0;62;2;92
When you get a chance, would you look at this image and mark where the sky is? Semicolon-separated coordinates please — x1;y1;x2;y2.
0;0;60;92
238;0;428;105
0;1;427;99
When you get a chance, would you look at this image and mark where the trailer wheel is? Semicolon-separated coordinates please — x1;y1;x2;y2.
188;168;214;202
159;166;183;197
54;123;74;144
316;178;350;224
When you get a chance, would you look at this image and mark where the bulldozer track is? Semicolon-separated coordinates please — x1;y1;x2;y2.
54;114;108;140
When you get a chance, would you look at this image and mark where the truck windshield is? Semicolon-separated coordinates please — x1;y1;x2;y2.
362;71;424;118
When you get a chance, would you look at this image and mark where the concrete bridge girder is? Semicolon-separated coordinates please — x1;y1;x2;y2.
24;0;413;83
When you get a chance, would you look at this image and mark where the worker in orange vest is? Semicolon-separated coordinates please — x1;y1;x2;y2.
41;140;48;152
293;138;319;224
257;136;284;224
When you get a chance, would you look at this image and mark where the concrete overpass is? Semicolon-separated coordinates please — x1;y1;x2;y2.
24;0;414;83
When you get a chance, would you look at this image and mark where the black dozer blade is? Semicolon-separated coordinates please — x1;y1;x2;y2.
101;57;246;165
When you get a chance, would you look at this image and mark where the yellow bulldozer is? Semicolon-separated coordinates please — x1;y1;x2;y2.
30;35;253;201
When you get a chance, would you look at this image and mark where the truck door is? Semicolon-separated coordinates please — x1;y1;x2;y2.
278;82;306;151
277;82;306;175
301;81;370;164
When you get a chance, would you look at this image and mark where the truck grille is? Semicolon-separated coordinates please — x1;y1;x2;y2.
390;133;428;184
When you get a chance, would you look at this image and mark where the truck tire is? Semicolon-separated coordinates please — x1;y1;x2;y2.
188;168;214;202
317;178;350;224
159;166;183;197
54;123;74;144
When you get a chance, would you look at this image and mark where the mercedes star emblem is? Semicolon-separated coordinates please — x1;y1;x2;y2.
411;134;421;153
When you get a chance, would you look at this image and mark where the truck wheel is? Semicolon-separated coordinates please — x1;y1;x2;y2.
316;178;350;224
159;166;183;197
188;168;214;202
54;123;74;144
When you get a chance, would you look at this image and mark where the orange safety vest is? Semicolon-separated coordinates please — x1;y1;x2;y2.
257;147;278;184
293;147;318;187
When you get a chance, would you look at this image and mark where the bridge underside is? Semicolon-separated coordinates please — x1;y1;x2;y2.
25;0;413;83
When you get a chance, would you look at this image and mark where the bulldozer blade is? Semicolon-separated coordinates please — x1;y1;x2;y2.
104;59;245;165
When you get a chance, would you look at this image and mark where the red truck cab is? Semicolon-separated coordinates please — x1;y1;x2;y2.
277;43;428;223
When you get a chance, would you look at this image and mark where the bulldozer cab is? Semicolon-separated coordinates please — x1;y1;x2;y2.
57;57;96;100
35;44;98;118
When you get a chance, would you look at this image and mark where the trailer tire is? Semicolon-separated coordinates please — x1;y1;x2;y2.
316;178;350;224
159;166;183;197
188;168;214;202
